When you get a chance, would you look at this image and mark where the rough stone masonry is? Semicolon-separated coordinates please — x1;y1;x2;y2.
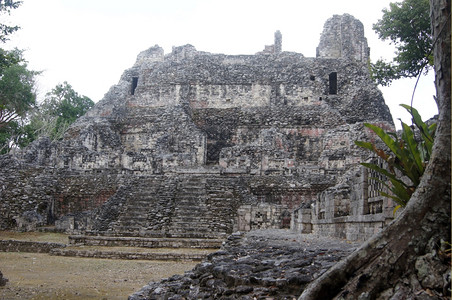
0;14;395;241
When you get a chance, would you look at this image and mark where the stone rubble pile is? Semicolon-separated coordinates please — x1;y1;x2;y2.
129;230;358;300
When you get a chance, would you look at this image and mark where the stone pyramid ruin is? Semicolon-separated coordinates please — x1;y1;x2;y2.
0;14;395;241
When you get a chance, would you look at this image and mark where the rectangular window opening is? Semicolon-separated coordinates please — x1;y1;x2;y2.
329;72;337;95
131;77;139;95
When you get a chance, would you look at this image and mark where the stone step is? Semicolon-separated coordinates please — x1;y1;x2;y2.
90;230;226;239
119;213;148;218
120;208;150;214
118;221;148;227
117;218;148;225
207;195;234;200
127;196;169;202
117;217;147;223
169;216;212;222
69;235;223;248
112;225;143;233
169;216;212;223
168;223;213;229
123;206;153;211
129;191;173;196
179;188;205;193
50;248;209;261
173;206;210;212
168;225;213;232
173;199;206;204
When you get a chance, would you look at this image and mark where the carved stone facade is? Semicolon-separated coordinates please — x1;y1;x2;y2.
0;14;394;241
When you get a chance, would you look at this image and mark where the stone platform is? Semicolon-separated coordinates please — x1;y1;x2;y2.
50;246;214;261
0;232;221;262
69;235;223;249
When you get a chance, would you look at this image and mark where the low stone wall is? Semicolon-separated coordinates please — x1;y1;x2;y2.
69;235;223;249
0;240;66;253
312;214;391;241
50;248;206;261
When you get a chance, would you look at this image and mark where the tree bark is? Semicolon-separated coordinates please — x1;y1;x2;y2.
299;0;451;299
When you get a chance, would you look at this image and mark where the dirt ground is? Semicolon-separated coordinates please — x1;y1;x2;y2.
0;232;203;300
0;231;69;244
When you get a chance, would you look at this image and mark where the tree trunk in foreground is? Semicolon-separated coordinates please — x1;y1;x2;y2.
299;0;451;299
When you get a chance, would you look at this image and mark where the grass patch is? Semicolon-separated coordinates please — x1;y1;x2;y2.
0;231;69;244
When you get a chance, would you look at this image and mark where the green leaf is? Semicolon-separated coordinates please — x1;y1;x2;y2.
388;177;411;203
400;104;435;145
372;0;432;85
393;204;402;215
401;121;424;176
361;163;399;182
370;173;411;205
354;140;375;152
363;123;401;159
381;191;406;206
428;123;437;137
356;104;434;209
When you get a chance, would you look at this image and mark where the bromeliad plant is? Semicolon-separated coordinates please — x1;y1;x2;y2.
355;104;436;213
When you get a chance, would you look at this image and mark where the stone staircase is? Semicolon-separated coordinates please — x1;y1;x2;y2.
167;176;221;238
90;175;240;240
205;177;241;233
59;175;227;260
109;176;174;236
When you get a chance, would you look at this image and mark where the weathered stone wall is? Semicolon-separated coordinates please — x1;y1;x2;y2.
317;14;370;63
0;240;66;253
0;151;122;232
0;14;395;241
307;164;394;241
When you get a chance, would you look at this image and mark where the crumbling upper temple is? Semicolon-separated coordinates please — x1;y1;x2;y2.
0;14;395;241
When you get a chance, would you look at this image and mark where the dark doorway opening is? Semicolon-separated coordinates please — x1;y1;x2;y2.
131;77;139;95
329;72;337;95
281;211;291;229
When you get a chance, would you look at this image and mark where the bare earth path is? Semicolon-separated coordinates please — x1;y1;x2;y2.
0;231;201;300
0;230;359;299
0;252;198;300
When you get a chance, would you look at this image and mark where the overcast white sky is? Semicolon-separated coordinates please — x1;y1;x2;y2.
3;0;437;128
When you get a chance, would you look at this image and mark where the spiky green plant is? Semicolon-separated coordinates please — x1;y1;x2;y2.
355;104;436;213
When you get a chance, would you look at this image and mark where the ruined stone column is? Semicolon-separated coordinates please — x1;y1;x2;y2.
274;30;282;53
316;14;370;62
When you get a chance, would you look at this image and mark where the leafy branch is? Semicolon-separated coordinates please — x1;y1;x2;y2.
355;104;436;212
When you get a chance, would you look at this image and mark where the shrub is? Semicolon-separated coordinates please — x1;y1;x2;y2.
355;104;436;212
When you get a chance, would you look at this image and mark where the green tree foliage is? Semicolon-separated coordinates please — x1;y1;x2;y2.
0;118;35;154
34;82;94;140
0;1;39;153
0;82;94;153
0;0;37;129
371;0;432;86
355;105;436;212
0;0;22;43
0;52;37;128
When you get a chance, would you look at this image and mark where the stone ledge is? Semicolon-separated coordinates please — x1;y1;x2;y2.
69;235;223;249
84;230;227;239
313;213;388;224
50;248;207;261
0;240;66;253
